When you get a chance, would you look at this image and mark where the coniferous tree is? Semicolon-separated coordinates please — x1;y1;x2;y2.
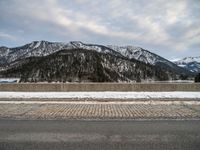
195;73;200;82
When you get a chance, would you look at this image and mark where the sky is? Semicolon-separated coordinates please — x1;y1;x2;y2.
0;0;199;60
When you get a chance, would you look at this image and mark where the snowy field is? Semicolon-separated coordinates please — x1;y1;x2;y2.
0;92;200;99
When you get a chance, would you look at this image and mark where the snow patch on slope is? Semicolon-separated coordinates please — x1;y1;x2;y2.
175;56;200;64
32;41;42;49
108;45;170;65
174;56;200;73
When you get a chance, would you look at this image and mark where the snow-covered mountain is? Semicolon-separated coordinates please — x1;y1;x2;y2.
0;41;193;82
5;41;66;64
107;45;190;75
108;45;157;64
0;48;172;82
69;41;123;57
0;41;124;68
0;41;65;68
0;40;186;68
174;56;200;73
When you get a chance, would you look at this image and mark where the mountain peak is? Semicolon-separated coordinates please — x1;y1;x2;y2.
70;41;83;45
29;41;43;49
0;46;9;49
175;56;200;64
173;56;200;73
108;45;160;65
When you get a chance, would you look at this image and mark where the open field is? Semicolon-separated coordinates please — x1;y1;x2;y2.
0;83;200;91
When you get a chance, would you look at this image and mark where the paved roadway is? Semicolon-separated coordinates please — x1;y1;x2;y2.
0;99;199;149
0;120;200;150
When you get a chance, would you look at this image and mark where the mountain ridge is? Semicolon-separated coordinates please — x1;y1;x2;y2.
173;56;200;73
0;48;172;82
0;40;194;82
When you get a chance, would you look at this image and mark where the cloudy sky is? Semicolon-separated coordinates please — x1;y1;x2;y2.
0;0;199;60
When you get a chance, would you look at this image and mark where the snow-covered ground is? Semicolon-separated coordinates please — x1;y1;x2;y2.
0;92;200;99
0;78;20;83
140;80;194;83
0;101;199;105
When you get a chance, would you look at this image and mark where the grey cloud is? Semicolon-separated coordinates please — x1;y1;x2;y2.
0;0;199;59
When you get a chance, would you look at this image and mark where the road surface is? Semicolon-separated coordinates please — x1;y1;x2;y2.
0;120;199;150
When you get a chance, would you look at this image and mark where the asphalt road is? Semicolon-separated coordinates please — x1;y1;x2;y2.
0;120;200;150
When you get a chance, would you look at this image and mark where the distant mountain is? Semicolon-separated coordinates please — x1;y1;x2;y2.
108;45;191;75
0;48;173;82
173;56;200;73
0;41;66;67
0;41;194;82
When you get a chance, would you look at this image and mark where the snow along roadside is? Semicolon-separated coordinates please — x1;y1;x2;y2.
0;101;199;105
0;92;200;99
